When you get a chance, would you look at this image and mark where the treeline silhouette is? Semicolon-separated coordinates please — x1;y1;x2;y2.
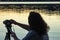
0;4;60;10
0;4;60;15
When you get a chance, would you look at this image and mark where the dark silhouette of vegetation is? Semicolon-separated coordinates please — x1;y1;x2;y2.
0;4;60;15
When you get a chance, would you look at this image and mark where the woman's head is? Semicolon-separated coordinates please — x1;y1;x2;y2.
28;12;40;26
28;12;49;35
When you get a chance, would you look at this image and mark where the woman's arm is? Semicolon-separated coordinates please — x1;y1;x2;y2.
14;22;30;31
10;19;30;31
11;32;20;40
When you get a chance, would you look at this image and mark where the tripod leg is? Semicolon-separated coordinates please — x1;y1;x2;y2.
4;32;11;40
4;33;8;40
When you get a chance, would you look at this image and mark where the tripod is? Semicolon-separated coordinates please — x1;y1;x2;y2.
3;20;12;40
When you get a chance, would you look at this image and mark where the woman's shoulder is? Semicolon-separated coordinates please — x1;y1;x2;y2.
32;30;49;40
31;30;49;40
42;34;49;40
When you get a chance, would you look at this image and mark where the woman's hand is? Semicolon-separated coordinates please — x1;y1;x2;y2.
11;32;20;40
11;32;16;38
10;19;17;25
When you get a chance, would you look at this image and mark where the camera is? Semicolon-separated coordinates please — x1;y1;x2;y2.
3;20;12;27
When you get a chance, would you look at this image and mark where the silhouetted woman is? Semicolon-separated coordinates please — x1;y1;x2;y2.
10;12;49;40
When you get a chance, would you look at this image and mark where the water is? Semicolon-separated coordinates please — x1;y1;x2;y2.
41;14;60;40
0;11;60;40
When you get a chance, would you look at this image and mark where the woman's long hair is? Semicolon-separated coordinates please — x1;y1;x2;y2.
28;12;49;36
